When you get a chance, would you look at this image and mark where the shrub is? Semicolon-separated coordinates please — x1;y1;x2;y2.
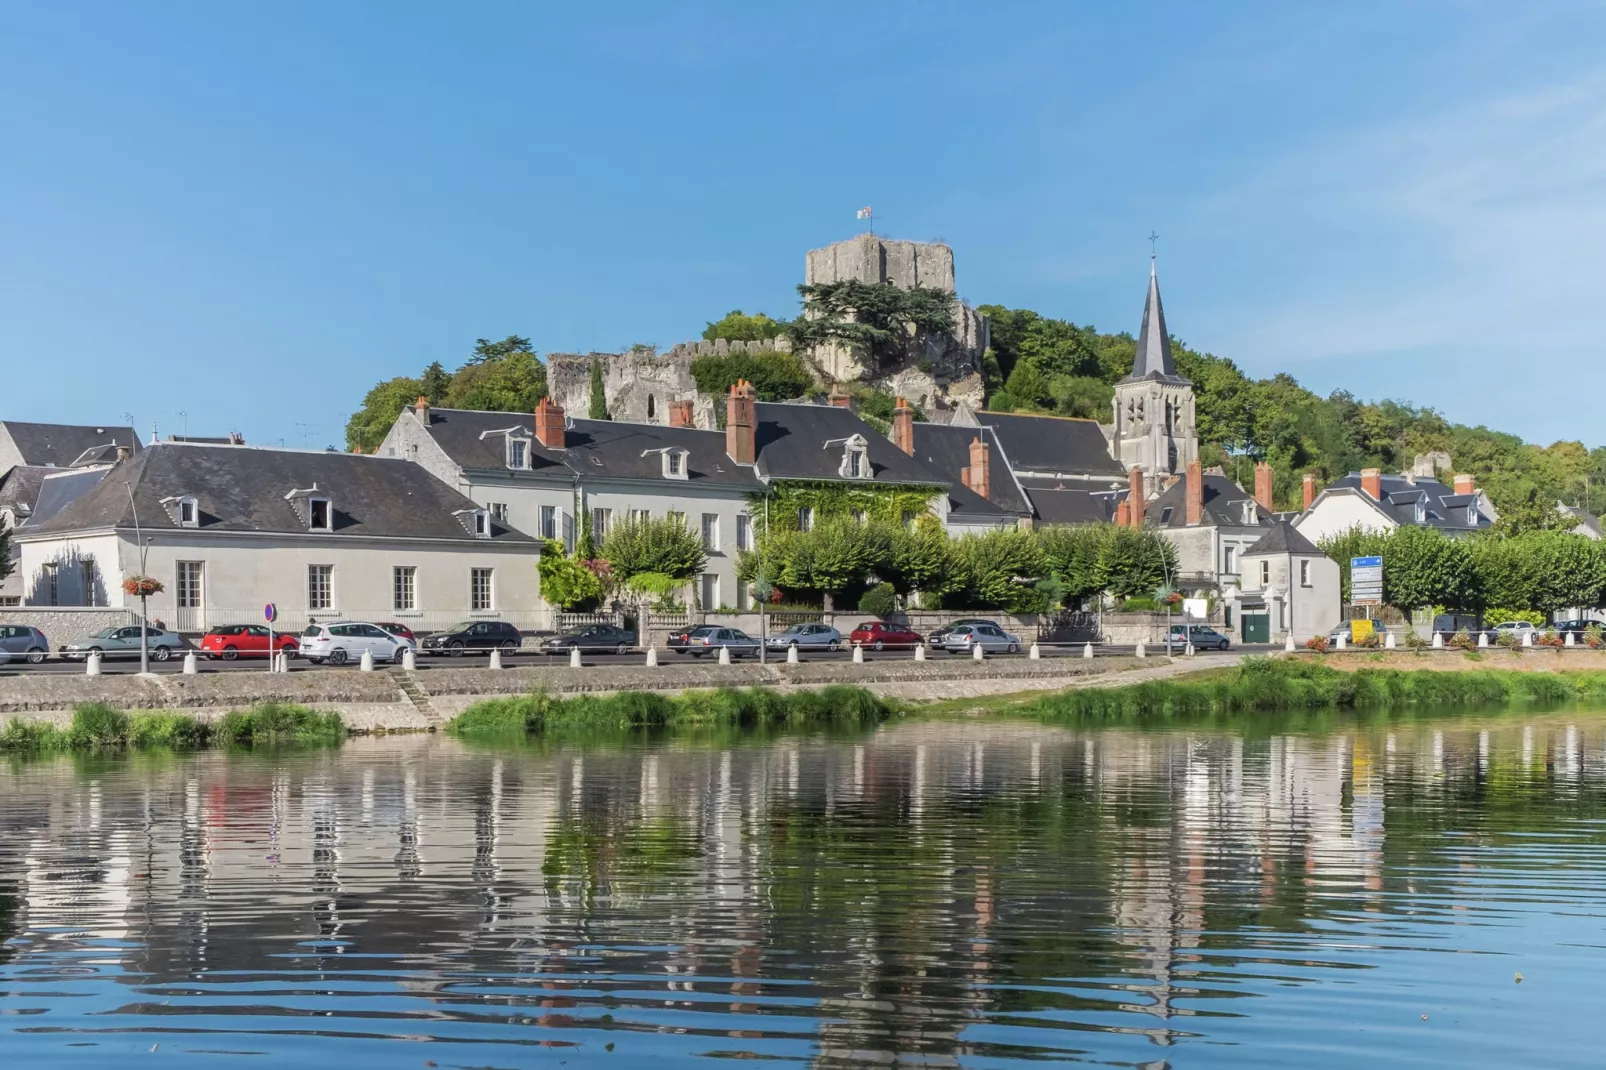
1304;635;1329;653
1536;629;1565;649
1586;624;1605;650
1448;628;1477;651
1404;630;1430;650
214;703;343;745
127;712;209;748
1116;596;1159;612
1485;608;1547;628
857;582;896;618
66;702;129;747
1354;631;1381;649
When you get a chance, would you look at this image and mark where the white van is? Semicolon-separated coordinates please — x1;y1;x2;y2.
300;621;413;666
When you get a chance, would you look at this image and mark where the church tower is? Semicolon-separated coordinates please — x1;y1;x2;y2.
1111;261;1198;494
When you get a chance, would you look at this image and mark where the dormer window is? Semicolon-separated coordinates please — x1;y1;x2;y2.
1241;500;1255;524
641;447;690;481
309;498;332;531
508;437;528;470
1415;499;1426;523
179;499;197;526
454;508;492;539
828;433;872;480
161;495;200;528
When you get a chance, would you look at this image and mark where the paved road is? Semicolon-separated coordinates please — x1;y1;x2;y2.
2;643;1276;677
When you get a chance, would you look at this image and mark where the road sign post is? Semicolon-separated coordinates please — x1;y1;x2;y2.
264;604;277;672
1350;556;1384;612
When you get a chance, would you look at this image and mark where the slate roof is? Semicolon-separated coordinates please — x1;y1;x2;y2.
1146;472;1272;529
0;465;51;518
416;408;572;478
0;422;141;470
907;423;1032;518
1021;485;1120;525
24;467;114;529
970;411;1128;478
1324;473;1491;533
1244;520;1324;556
753;402;947;486
25;443;535;543
1121;266;1189;386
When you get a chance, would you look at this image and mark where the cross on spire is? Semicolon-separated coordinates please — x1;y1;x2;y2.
1148;230;1159;274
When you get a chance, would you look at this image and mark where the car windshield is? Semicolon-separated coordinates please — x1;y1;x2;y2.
92;627;121;639
783;625;811;634
436;623;475;634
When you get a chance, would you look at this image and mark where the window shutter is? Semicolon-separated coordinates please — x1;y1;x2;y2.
562;511;575;553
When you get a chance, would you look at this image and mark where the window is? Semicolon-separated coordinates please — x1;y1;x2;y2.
0;597;18;607
1299;559;1311;587
540;505;557;540
177;562;203;609
470;568;494;611
702;512;719;551
309;498;331;531
1160;506;1174;524
1467;505;1477;525
901;509;916;529
393;566;416;611
489;502;509;523
668;451;683;476
508;437;528;470
797;506;813;532
1260;560;1270;586
667;509;685;528
849;450;864;478
1223;545;1236;575
593;507;611;541
736;513;751;551
473;511;489;537
178;498;197;526
308;565;333;610
629;508;648;524
700;573;719;610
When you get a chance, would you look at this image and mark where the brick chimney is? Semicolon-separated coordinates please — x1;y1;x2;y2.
415;395;429;421
1360;467;1382;501
1254;461;1274;512
115;443;131;463
534;396;566;449
1128;467;1146;529
668;399;694;428
726;380;757;465
828;389;852;409
891;396;915;455
1185;459;1203;526
1116;498;1131;526
1453;473;1476;495
968;436;992;502
1302;472;1317;510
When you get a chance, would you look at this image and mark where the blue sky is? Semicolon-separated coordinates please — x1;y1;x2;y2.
2;1;1602;449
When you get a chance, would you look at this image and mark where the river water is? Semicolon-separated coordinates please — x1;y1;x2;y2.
2;712;1604;1068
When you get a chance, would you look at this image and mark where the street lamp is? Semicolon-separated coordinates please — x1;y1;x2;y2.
126;485;153;675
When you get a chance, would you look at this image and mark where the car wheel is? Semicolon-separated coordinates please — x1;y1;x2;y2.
872;640;885;651
449;641;465;657
501;640;519;655
25;648;45;664
389;646;406;665
1221;641;1231;651
221;645;238;661
89;646;103;655
827;639;840;652
152;646;171;662
329;649;348;666
1007;643;1019;654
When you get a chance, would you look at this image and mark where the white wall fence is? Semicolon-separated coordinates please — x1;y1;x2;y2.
168;606;559;636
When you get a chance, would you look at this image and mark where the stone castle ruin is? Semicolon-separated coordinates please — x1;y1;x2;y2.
547;235;988;428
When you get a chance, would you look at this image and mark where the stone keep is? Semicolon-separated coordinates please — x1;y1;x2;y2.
1110;265;1198;492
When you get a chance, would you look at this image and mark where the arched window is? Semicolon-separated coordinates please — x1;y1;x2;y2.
647;395;656;420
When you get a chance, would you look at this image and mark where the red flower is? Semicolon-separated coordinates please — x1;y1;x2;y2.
122;575;164;597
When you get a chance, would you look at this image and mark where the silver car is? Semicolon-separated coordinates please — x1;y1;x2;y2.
0;624;51;664
941;623;1022;655
61;625;186;661
765;623;843;651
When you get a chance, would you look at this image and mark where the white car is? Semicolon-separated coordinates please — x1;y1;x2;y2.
1490;621;1538;640
299;621;414;666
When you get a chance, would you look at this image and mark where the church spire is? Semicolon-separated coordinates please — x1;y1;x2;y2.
1124;261;1183;383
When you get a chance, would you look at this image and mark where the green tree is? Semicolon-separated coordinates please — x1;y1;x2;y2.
588;357;609;420
420;361;451;404
600;516;707;582
446;349;548;412
467;335;534;365
790;280;954;366
1474;530;1606;615
1489;485;1570;536
0;521;13;584
954;528;1048;611
702;310;790;342
1094;526;1176;601
345;375;423;452
1037;524;1107;604
537;542;605;610
689;351;815;402
1317;526;1390;603
882;520;958;600
1382;524;1479;616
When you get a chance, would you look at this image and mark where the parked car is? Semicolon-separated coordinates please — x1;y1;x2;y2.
940;622;1022;655
1552;619;1598;637
765;623;843;651
300;621;414;666
1490;621;1538;640
61;625;186;661
199;624;300;661
419;620;522;656
540;624;637;655
375;622;416;642
665;625;702;653
1167;624;1231;651
674;625;760;658
0;624;50;664
927;618;1000;648
849;621;924;650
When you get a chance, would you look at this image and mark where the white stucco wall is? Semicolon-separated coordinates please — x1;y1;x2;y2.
1239;550;1341;641
1293;492;1397;544
17;532;124;607
580;483;753;610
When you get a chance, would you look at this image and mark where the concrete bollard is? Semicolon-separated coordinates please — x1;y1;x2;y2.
1477;632;1489;648
360;649;374;672
913;644;926;661
1522;631;1534;647
183;652;198;675
1566;631;1577;647
718;644;732;665
489;647;503;670
1385;631;1397;650
1135;642;1146;659
1285;634;1296;652
852;643;864;664
1083;642;1094;659
1432;631;1444;649
1336;634;1347;651
786;644;798;664
86;652;101;676
972;640;985;661
569;646;582;668
646;645;658;666
277;652;290;673
403;647;416;671
1029;642;1041;660
1185;642;1196;657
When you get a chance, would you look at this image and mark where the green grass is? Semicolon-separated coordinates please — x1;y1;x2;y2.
450;685;894;739
0;701;344;752
1024;657;1606;726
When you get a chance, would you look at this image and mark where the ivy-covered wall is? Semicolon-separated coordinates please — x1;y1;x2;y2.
751;481;944;534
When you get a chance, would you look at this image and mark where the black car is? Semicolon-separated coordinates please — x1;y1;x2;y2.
540;624;637;655
420;620;523;656
927;618;1000;647
1553;619;1597;636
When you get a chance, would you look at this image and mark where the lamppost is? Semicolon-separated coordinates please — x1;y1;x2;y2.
126;485;152;675
1152;545;1178;656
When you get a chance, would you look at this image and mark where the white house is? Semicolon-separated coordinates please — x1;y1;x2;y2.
1141;461;1275;610
1294;467;1494;544
1234;521;1341;644
11;442;541;634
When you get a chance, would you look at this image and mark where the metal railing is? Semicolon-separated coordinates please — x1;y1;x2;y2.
174;607;557;636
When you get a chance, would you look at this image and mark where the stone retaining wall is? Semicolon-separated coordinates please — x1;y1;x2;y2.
0;606;139;645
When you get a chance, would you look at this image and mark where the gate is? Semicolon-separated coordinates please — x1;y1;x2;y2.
1241;611;1270;643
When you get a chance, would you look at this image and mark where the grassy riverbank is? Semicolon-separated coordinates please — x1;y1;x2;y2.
449;685;894;738
1024;658;1606;724
0;702;344;752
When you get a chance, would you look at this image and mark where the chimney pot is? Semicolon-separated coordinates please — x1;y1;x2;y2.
968;436;992;503
115;444;130;463
829;389;852;409
1254;461;1274;513
534;396;567;449
1453;473;1476;495
1185;460;1204;526
1302;473;1317;510
891;396;915;455
1128;467;1146;529
1360;467;1382;501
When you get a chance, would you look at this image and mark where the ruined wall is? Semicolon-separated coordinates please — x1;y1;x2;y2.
547;348;717;429
804;234;957;293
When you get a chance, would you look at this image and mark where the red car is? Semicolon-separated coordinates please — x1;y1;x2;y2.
200;624;300;661
848;621;923;650
375;622;416;642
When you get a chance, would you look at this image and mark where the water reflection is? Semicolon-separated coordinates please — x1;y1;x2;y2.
3;714;1606;1067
